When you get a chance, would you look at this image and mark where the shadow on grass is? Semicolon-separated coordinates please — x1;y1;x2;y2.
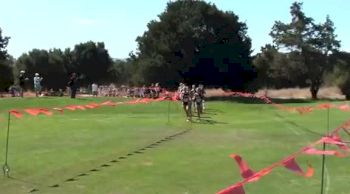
193;119;228;125
274;113;323;137
206;96;348;104
204;108;225;113
206;96;312;104
8;176;39;186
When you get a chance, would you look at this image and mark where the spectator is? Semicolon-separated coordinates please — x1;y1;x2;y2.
68;73;78;98
33;73;43;97
92;83;98;97
18;70;27;97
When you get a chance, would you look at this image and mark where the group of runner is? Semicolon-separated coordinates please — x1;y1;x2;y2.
178;83;206;121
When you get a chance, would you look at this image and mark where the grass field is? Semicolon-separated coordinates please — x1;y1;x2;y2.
0;97;350;194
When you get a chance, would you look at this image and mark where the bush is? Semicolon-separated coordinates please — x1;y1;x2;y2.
338;75;350;99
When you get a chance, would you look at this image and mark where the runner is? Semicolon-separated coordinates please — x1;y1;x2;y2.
193;86;203;119
197;84;206;113
191;84;196;113
181;85;192;122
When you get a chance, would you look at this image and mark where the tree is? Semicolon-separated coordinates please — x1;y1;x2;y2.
254;44;309;89
0;56;14;92
70;41;113;85
253;45;278;89
270;2;340;99
108;59;130;84
133;0;256;90
0;27;10;60
0;27;12;92
330;51;350;99
15;49;68;90
14;41;113;90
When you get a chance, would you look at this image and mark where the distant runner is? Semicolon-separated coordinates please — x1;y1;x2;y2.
181;85;192;122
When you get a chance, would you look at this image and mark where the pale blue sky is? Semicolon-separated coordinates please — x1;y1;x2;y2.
0;0;348;59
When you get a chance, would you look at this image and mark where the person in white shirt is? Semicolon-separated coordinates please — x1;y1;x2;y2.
92;83;98;97
140;85;146;98
33;73;43;97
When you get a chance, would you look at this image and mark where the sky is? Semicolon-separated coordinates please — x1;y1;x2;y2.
0;0;349;59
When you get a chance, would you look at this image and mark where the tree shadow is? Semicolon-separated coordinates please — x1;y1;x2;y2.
192;115;212;119
274;113;323;137
201;112;218;115
204;108;225;113
8;176;39;186
206;96;312;104
193;119;227;125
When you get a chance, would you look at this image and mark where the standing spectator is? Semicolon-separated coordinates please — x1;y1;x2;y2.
68;73;78;98
92;83;98;97
140;85;146;98
154;83;161;98
18;70;27;98
58;89;64;97
9;85;16;97
33;73;43;97
149;83;155;98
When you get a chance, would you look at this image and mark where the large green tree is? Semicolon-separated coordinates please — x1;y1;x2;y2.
15;49;67;90
270;2;340;99
253;44;309;89
133;0;255;90
330;51;350;99
0;27;13;92
0;27;9;60
15;41;113;90
69;41;113;85
0;56;14;92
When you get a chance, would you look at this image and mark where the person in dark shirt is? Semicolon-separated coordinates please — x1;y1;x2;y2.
68;73;78;98
18;70;27;97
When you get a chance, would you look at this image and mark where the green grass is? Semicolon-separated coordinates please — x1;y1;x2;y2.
0;97;350;194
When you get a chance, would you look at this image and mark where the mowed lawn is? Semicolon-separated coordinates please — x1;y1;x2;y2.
0;97;350;194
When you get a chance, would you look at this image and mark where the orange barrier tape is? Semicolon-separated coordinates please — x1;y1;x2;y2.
281;156;314;177
230;154;255;179
225;91;350;114
338;104;350;111
24;108;53;116
302;147;347;157
3;96;175;120
52;108;64;113
217;183;245;194
100;101;117;106
218;111;350;194
9;110;23;118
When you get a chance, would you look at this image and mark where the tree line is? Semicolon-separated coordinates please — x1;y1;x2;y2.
0;0;350;99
